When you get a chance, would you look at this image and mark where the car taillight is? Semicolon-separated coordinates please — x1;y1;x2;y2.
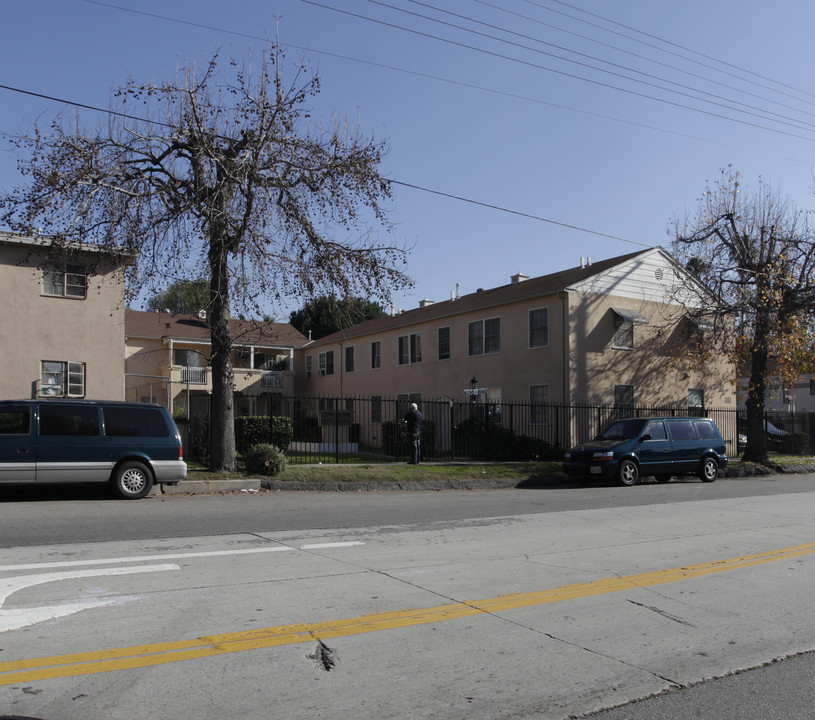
179;445;184;460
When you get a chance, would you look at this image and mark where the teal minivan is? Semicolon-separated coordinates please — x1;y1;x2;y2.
562;416;728;486
0;399;187;499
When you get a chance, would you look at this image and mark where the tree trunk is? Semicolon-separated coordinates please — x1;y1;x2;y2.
742;310;770;464
208;236;236;472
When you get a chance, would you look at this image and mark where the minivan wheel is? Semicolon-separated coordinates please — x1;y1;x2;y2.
699;456;719;483
112;461;154;499
617;459;639;486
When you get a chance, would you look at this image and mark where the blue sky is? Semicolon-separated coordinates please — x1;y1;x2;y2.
3;0;815;319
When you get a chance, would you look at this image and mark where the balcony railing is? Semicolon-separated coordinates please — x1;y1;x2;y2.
181;366;207;384
261;370;284;388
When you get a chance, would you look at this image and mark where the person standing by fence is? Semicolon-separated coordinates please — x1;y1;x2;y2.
403;402;423;464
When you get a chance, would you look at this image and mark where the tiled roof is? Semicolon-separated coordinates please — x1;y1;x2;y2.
125;309;310;349
311;249;653;346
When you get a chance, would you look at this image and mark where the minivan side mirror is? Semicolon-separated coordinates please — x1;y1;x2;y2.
640;433;652;442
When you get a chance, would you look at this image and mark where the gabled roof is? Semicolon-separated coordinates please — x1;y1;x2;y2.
311;248;654;346
125;309;310;349
0;230;136;261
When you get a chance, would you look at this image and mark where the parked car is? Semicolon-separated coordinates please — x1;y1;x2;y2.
562;416;727;486
0;399;186;498
737;418;788;452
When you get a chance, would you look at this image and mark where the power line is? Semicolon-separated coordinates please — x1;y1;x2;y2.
76;0;815;160
0;81;647;247
301;0;815;142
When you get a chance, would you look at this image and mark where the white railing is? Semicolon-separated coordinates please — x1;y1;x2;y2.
181;366;207;384
261;370;284;388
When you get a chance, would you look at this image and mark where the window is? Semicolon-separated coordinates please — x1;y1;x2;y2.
371;341;381;369
644;420;667;440
529;308;549;348
40;361;85;397
103;407;169;437
666;418;698;440
39;403;99;436
398;333;422;365
318;350;334;376
696;419;720;440
438;327;450;360
174;349;202;367
688;388;705;416
612;308;648;350
530;384;549;425
613;384;635;417
371;396;382;424
0;407;30;434
345;346;355;373
305;356;312;378
468;318;500;356
43;264;86;298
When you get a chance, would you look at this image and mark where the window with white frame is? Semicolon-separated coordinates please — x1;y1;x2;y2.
468;317;500;356
530;384;550;424
371;341;381;369
398;333;422;365
40;360;85;397
438;326;450;360
42;264;87;298
345;346;355;373
529;308;549;348
318;350;334;376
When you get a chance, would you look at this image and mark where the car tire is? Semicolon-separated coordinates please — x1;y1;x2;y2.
654;474;672;483
698;456;718;483
112;460;154;499
617;459;639;486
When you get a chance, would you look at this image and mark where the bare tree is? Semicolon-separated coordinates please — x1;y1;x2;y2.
671;167;815;463
1;46;411;471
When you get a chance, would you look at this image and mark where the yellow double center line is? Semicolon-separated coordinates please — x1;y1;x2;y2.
2;540;815;685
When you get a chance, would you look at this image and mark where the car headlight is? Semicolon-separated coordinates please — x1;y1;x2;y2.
564;452;572;460
592;451;614;461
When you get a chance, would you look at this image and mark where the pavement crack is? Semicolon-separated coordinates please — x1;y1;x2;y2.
627;599;697;627
308;639;337;671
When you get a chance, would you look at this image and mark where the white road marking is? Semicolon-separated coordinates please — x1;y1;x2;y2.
0;546;293;572
301;542;366;549
0;564;179;633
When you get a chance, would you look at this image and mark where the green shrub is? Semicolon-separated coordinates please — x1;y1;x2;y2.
234;416;293;453
244;443;288;476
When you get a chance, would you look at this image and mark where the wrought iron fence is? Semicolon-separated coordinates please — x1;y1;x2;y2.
170;394;815;465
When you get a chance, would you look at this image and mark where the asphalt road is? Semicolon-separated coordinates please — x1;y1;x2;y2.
2;474;815;719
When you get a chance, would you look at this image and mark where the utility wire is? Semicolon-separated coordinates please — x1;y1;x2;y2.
0;82;647;247
529;0;815;104
76;0;815;161
360;0;815;135
301;0;815;142
467;0;815;118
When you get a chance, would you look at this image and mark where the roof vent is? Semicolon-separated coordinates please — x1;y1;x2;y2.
511;272;529;284
419;298;435;308
197;309;207;319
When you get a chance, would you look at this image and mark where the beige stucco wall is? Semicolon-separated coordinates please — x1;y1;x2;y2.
298;292;569;405
567;290;735;408
297;287;735;410
0;241;127;400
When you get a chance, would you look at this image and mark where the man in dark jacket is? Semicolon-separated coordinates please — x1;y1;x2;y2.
403;402;423;464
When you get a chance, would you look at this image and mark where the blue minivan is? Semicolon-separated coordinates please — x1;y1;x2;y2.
0;399;187;499
563;416;728;486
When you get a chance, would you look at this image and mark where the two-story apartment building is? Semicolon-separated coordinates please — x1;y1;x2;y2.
0;231;132;400
125;309;310;419
299;248;736;447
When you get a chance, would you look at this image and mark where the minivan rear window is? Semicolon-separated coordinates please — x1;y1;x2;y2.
103;407;169;437
666;419;698;440
0;408;29;434
695;420;720;440
40;404;100;436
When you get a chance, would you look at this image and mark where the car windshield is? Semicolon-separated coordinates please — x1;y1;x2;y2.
599;419;646;440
